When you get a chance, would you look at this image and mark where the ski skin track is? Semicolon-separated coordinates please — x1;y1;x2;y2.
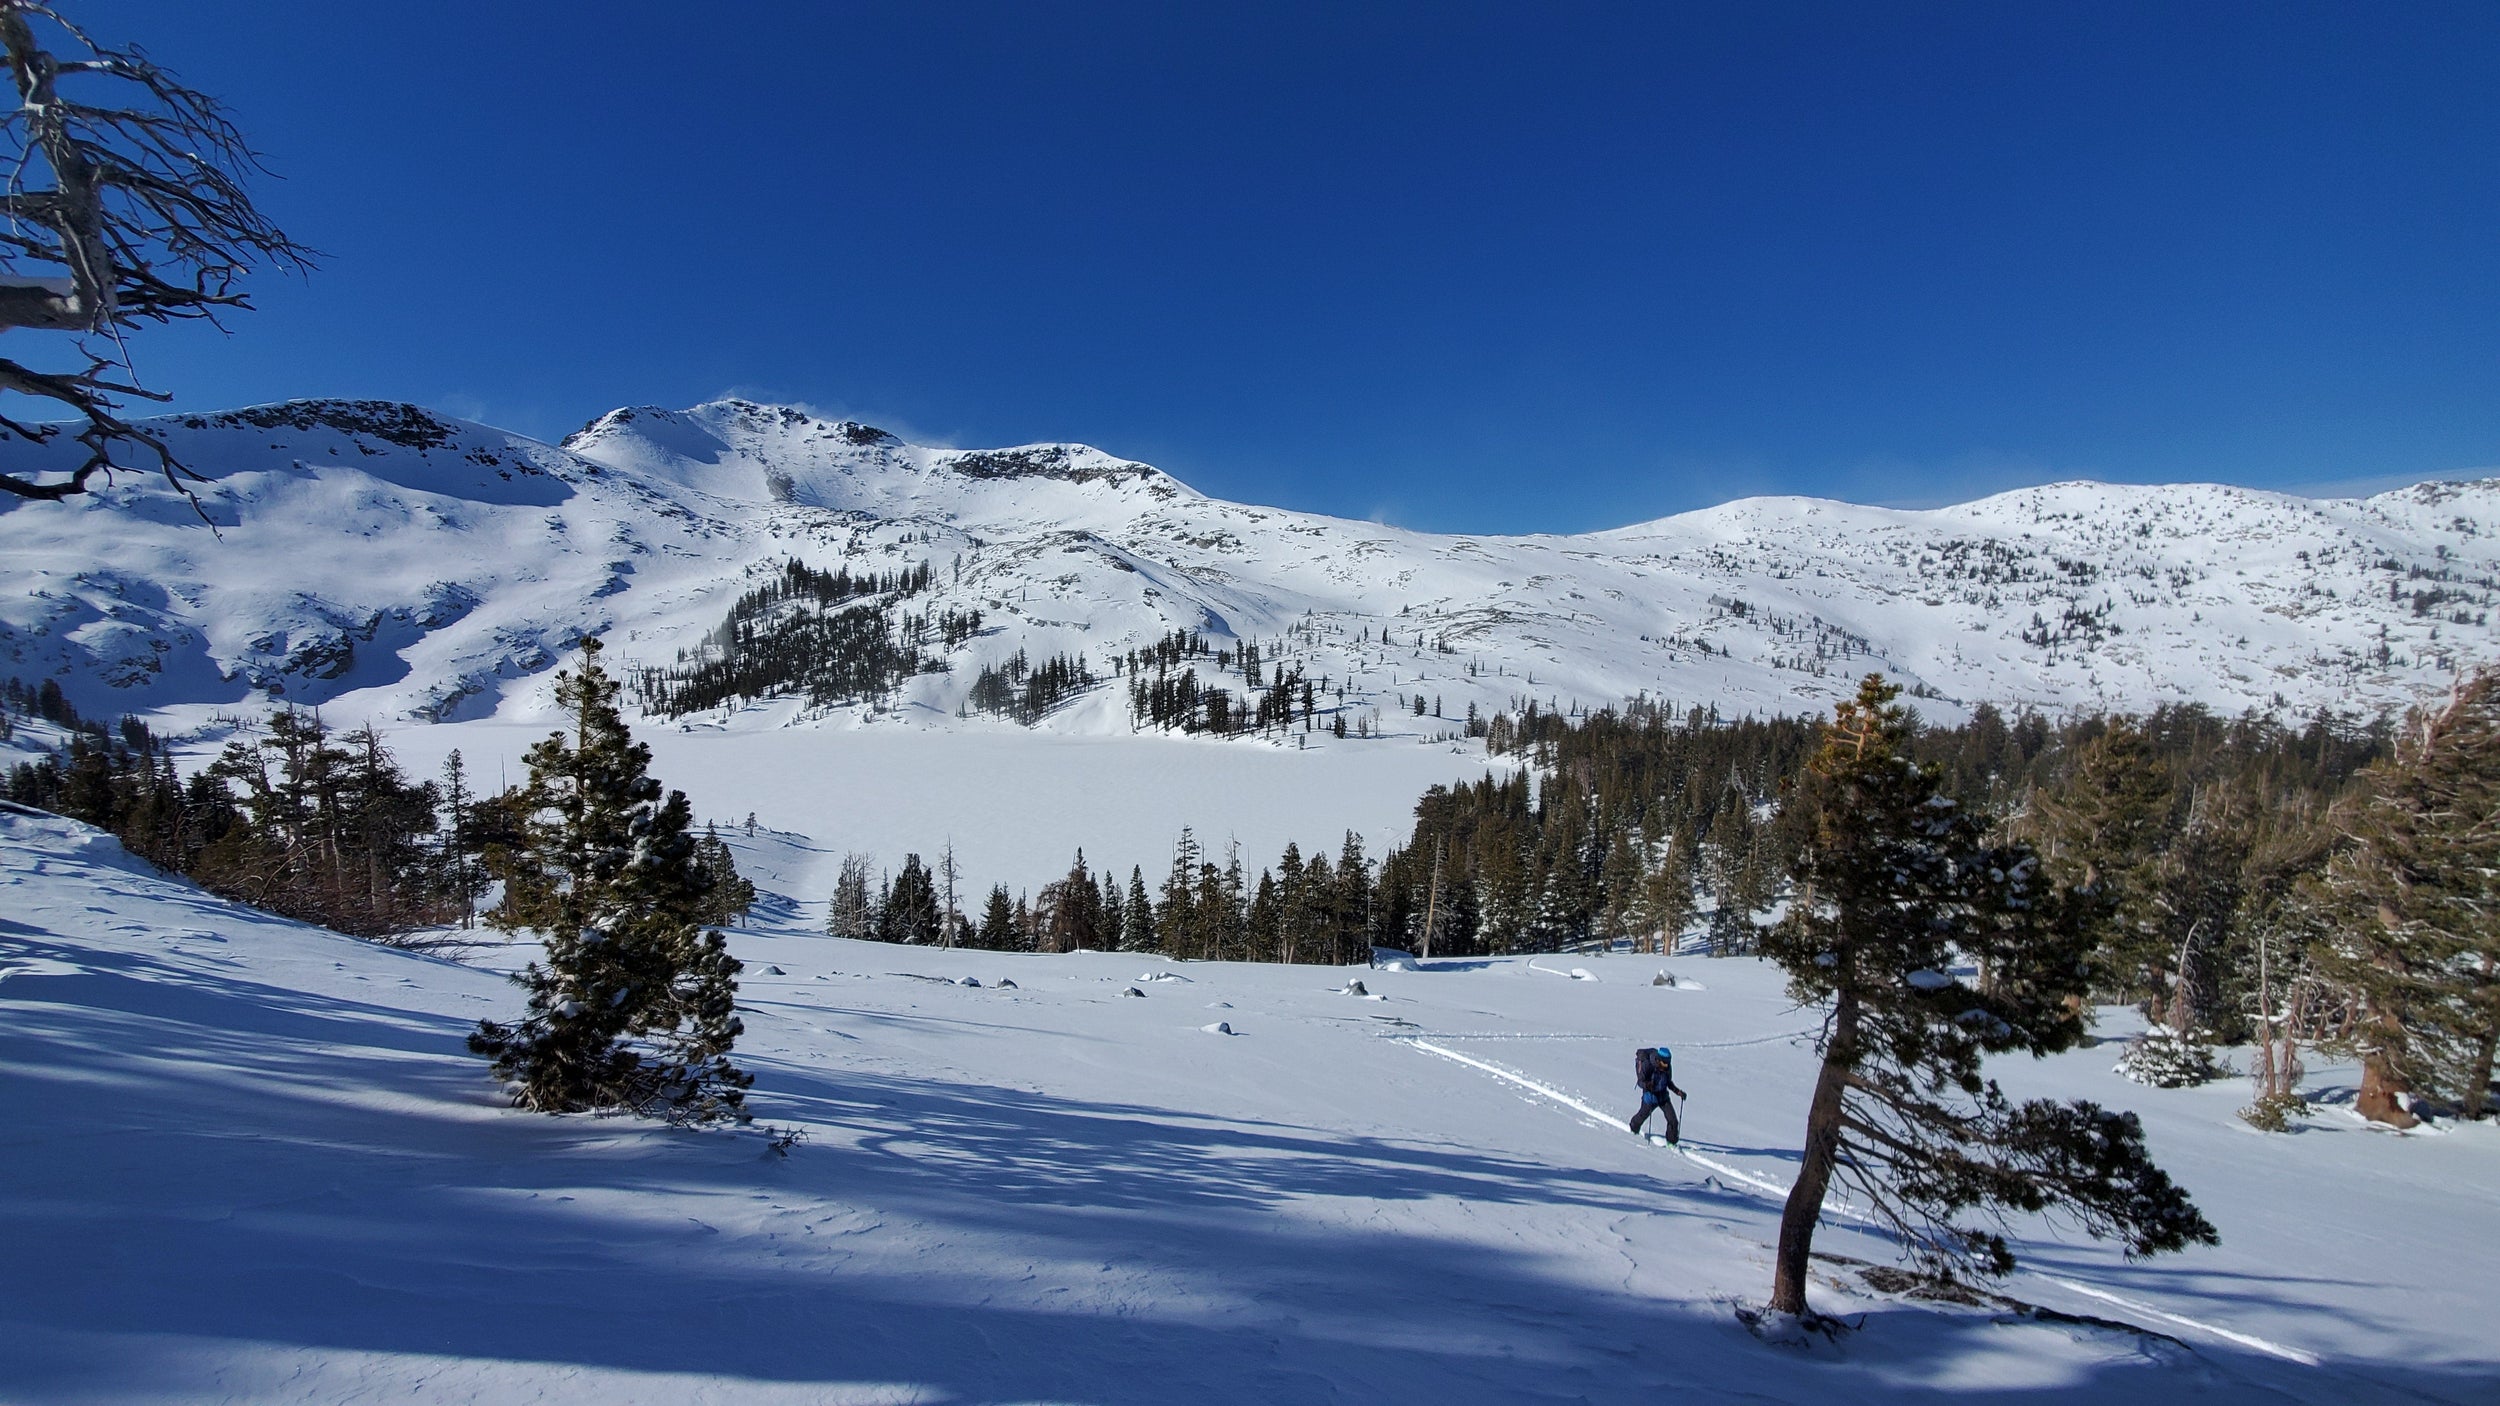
1398;1035;2325;1368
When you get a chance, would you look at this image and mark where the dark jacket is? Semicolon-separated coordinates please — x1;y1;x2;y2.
1635;1047;1685;1101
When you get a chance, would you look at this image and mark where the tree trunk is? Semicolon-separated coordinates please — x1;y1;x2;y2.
2468;955;2499;1122
2465;1023;2499;1122
1770;993;1856;1315
2356;1050;2418;1128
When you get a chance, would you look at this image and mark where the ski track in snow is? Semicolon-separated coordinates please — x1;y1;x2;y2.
2037;1277;2321;1368
1392;1027;1819;1049
1402;1037;1791;1199
1399;1036;2328;1369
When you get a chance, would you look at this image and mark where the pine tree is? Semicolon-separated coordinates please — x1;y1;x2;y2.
1761;676;2212;1318
2310;668;2500;1124
1099;867;1124;949
2032;721;2177;1010
190;709;445;938
1059;849;1103;950
1160;828;1202;958
1216;842;1248;959
691;823;757;928
1598;819;1646;943
1333;831;1372;962
978;884;1017;949
1275;842;1310;963
1637;829;1697;955
435;750;488;929
468;639;751;1125
1122;866;1156;952
1191;859;1231;961
882;853;941;944
826;852;876;939
1246;869;1281;960
2143;788;2251;1043
339;724;439;935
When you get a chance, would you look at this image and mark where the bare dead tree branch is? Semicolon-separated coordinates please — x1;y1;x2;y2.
0;1;314;507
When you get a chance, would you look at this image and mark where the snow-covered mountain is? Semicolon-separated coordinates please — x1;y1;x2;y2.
5;396;2495;732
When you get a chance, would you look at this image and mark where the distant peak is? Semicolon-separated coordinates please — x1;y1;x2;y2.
562;404;678;449
565;399;909;454
677;399;905;448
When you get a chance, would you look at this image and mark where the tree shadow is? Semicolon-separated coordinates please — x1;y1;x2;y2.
7;903;2490;1403
1685;1139;1807;1164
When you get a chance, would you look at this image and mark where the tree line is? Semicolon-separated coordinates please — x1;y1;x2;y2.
828;688;2400;978
4;674;751;946
833;829;1386;965
838;670;2497;1132
966;649;1097;725
633;557;978;719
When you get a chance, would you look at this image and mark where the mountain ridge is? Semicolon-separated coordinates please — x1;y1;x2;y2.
4;396;2495;735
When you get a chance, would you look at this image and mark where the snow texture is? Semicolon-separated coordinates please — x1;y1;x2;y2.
5;809;2496;1403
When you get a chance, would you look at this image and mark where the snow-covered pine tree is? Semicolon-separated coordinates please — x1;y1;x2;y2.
468;638;751;1125
2114;1024;2230;1088
1761;675;2214;1319
2310;667;2500;1125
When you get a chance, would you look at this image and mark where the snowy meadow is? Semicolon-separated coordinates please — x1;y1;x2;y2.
5;804;2494;1404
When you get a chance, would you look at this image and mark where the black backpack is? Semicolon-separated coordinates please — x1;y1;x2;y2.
1635;1046;1669;1090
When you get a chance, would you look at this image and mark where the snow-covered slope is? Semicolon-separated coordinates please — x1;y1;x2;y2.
6;807;2494;1403
5;397;2494;736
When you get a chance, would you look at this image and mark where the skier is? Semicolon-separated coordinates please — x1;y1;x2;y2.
1629;1044;1685;1143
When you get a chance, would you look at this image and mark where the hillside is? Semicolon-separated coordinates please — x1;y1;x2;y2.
4;398;2494;740
6;805;2495;1404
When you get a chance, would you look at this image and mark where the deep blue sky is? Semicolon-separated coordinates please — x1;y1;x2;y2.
74;2;2500;531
